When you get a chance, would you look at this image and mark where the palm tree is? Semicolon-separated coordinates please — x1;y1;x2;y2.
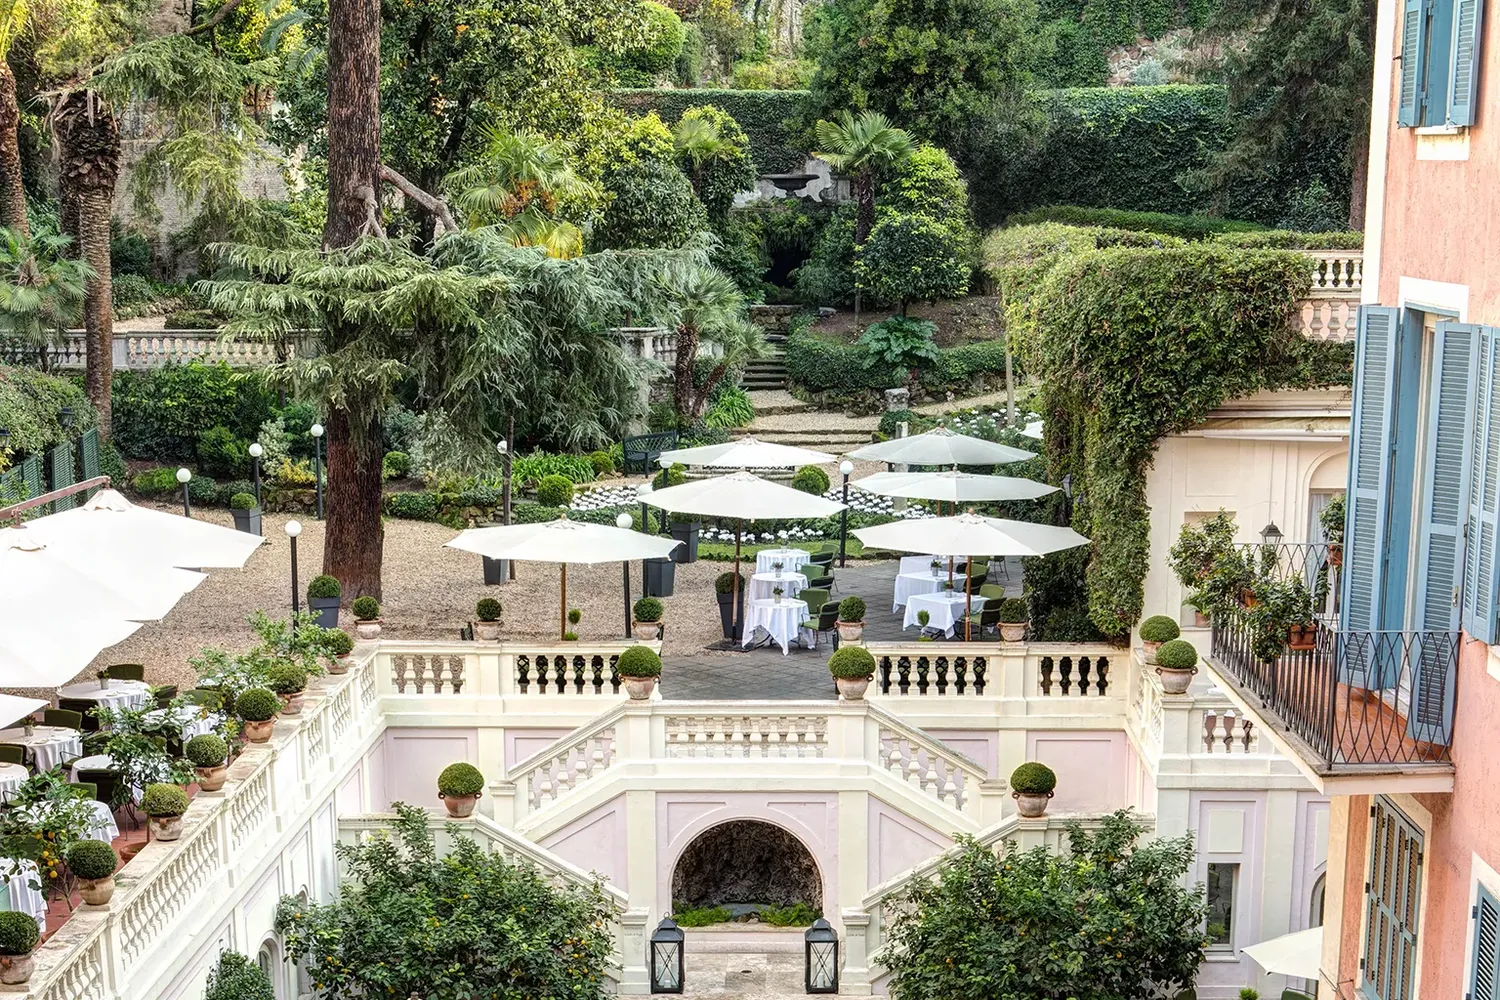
673;116;732;198
813;110;915;245
0;0;29;235
0;225;90;368
444;128;597;258
667;265;769;421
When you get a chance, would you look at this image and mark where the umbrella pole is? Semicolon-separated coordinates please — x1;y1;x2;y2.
561;563;567;640
733;526;744;644
965;554;973;641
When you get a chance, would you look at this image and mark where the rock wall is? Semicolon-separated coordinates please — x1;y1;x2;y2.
672;820;823;909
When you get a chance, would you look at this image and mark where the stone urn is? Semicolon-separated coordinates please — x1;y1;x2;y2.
474;621;502;641
1142;639;1162;664
0;954;34;985
149;814;184;842
280;692;305;716
633;620;662;642
1013;790;1052;818
242;719;275;744
327;657;349;675
836;620;865;643
999;622;1028;642
622;675;657;700
355;620;382;640
195;765;228;793
441;792;479;818
79;875;116;906
1156;665;1197;695
835;676;869;700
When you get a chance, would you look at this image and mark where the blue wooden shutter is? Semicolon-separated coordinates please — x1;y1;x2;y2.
1363;797;1424;1000
1464;328;1500;643
1417;322;1477;634
1401;0;1431;126
1344;306;1402;633
1472;884;1500;1000
1449;0;1486;125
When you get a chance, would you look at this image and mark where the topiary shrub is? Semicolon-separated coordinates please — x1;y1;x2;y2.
229;491;258;511
715;571;744;594
236;687;281;722
568;608;582;626
838;595;866;622
351;596;380;621
828;645;876;679
204;951;275;1000
633;596;664;622
1154;639;1199;669
381;450;411;480
536;474;575;508
0;910;39;955
267;662;307;695
65;839;118;880
563;631;579;641
856;214;971;313
141;782;190;817
1009;761;1057;795
476;597;502;621
617;645;663;678
307;575;341;600
437;762;485;797
588;450;615;476
998;597;1029;623
324;628;355;656
791;465;830;495
1139;614;1181;642
184;733;228;768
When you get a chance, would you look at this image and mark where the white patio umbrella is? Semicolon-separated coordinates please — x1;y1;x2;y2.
848;426;1035;467
447;516;681;639
658;436;836;469
852;470;1058;504
0;528;208;621
0;618;144;687
16;488;265;570
1021;420;1044;440
643;471;847;639
1242;926;1322;980
0;695;47;729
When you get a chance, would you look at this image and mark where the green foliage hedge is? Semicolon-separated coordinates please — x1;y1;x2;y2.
476;597;502;621
324;628;355;656
307;575;341;599
617;644;663;678
791;465;830;495
352;596;380;620
785;333;1011;401
1212;230;1365;250
632;596;664;622
609;88;809;173
0;364;96;462
204;952;274;1000
535;474;576;507
1006;205;1262;240
1155;638;1199;669
112;361;274;462
185;733;229;768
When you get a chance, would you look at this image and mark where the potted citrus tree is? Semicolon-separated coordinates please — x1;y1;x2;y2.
307;574;342;628
829;646;876;700
617;645;662;700
352;596;382;639
836;596;866;643
229;491;262;536
475;598;502;641
324;627;354;672
142;782;191;841
1154;638;1199;694
997;598;1029;642
186;733;229;792
0;910;39;984
437;762;484;818
66;839;118;906
632;597;664;641
236;687;280;743
1139;615;1181;664
1009;762;1056;818
268;662;309;715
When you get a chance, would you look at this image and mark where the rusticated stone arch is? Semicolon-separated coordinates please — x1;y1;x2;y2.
670;819;822;911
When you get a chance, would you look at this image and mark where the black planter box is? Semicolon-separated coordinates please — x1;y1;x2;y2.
669;520;700;563
231;507;262;536
644;557;676;597
716;590;743;640
482;556;511;585
308;595;341;628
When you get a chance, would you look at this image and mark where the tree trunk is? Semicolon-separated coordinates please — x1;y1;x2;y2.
854;169;875;245
0;63;28;236
78;188;113;434
1347;119;1370;231
323;407;385;601
673;325;698;422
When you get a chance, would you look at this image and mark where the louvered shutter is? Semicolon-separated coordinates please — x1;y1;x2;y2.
1449;0;1486;125
1344;307;1402;633
1363;797;1425;1000
1473;884;1500;1000
1464;328;1500;643
1417;322;1477;634
1401;0;1431;126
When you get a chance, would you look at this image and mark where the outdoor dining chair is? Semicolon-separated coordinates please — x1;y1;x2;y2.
799;588;830;616
42;708;83;731
152;686;179;709
58;699;100;732
809;601;842;650
979;583;1006;600
806;572;835;591
103;664;145;682
0;745;23;766
965;597;1004;639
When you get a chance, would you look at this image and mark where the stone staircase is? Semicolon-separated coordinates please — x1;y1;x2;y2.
680;928;807;998
741;356;788;391
735;392;876;456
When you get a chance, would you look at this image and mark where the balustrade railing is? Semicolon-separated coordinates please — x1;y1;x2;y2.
866;703;988;822
664;711;828;758
0;330;302;370
515;649;624;695
372;641;658;701
1199;707;1259;753
1297;250;1362;342
865;641;1120;701
871;647;989;695
506;707;622;817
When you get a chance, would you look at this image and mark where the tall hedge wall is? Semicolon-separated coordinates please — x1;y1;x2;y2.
0;364;97;462
608;89;809;174
785;335;1010;400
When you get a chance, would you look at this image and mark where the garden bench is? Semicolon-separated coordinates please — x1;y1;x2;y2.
622;431;678;474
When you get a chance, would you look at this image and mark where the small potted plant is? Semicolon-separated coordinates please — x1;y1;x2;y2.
474;597;502;641
715;571;744;640
1009;762;1056;818
351;596;382;639
142;782;191;842
236;687;280;743
1320;493;1345;565
307;574;342;628
916;609;933;639
632;596;664;641
772;585;785;604
229;491;262;536
772;560;784;578
997;598;1029;642
66;839;119;906
437;762;484;818
185;733;229;792
1139;614;1181;664
930;558;941;579
836;595;866;642
96;668;110;690
1154;638;1199;694
565;608;581;640
617;644;663;700
829;646;876;700
324;627;354;672
0;910;39;984
267;662;309;715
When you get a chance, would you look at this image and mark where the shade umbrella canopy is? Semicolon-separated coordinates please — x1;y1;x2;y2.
642;470;847;520
852;512;1089;557
1021;420;1044;440
852;470;1058;503
1242;927;1322;979
0;617;144;687
0;527;208;621
0;695;47;729
658;437;836;469
848;426;1035;466
446;517;682;564
17;489;265;570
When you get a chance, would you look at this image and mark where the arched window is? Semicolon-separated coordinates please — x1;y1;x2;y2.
257;938;286;1000
1310;872;1326;927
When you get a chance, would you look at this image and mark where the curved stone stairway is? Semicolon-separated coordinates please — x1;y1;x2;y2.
680;927;809;998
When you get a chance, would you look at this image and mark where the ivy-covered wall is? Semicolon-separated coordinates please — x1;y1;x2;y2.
0;364;97;463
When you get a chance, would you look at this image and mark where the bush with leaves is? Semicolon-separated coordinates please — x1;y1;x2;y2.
476;597;502;621
837;595;866;622
235;687;280;722
382;450;412;480
675;105;757;221
791;465;830;496
617;645;663;677
856;214;970;313
141;783;190;818
828;645;876;679
352;596;380;621
111;361;274;462
1155;638;1199;669
1139;615;1181;642
1008;761;1057;794
204;951;275;1000
195;425;248;478
185;733;228;769
0;911;37;955
589;159;708;252
536;474;576;508
856;316;941;384
65;839;117;881
324;628;355;657
438;762;485;797
632;596;664;622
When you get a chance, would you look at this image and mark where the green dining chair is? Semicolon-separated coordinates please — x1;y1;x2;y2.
103;664;145;682
58;698;100;733
42;708;83;730
0;745;23;766
799;588;830;614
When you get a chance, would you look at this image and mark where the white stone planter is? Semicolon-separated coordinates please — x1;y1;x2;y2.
148;814;184;842
79;875;116;906
835;676;869;700
836;621;865;642
633;621;662;641
1156;665;1197;694
474;621;502;641
622;675;657;700
999;622;1028;642
355;620;382;640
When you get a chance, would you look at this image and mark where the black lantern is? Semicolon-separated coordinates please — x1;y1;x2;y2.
1259;521;1283;546
804;917;838;993
58;406;73;429
649;917;684;994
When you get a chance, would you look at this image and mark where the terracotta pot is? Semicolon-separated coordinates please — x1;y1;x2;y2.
195;764;228;792
1012;790;1052;818
440;792;479;818
1156;665;1197;695
1288;624;1318;651
242;718;275;743
327;657;349;675
1240;590;1258;608
1193;609;1211;628
474;621;502;641
999;622;1028;642
0;953;34;985
836;621;865;643
79;875;115;906
355;620;382;640
835;676;869;700
633;621;662;641
280;692;305;716
149;814;184;842
622;675;657;700
1142;639;1161;664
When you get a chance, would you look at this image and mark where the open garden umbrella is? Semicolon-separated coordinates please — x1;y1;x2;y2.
1242;927;1322;980
643;471;846;641
0;527;208;621
0;617;144;687
0;695;47;729
447;516;681;639
852;470;1058;503
16;489;265;570
658;437;836;469
1021;420;1044;440
848;426;1034;467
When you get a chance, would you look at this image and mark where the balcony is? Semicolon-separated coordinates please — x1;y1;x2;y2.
1298;250;1362;342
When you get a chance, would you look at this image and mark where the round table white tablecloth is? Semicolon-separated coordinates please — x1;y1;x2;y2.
0;763;28;802
0;861;45;933
904;591;976;637
55;679;153;710
0;727;83;773
742;599;810;655
755;548;811;575
749;570;808;604
143;707;223;741
892;570;947;611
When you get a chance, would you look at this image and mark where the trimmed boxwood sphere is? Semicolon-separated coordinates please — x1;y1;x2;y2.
351;596;380;620
536;474;575;507
1140;614;1181;642
632;596;664;622
142;782;190;817
307;574;341;599
229;492;258;511
438;762;485;797
617;645;663;678
1155;638;1199;669
715;571;744;594
837;595;866;622
185;733;228;768
791;465;831;495
828;646;876;679
0;910;38;955
476;597;502;621
1009;761;1057;795
324;628;354;656
236;687;281;722
65;839;118;880
267;662;308;695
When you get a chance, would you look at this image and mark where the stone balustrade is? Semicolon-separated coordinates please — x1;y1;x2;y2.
0;331;300;370
1297;250;1363;342
866;641;1119;702
374;640;661;705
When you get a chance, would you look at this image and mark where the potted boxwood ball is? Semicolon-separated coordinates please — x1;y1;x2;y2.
142;782;191;842
829;646;877;700
836;595;866;643
236;687;280;743
997;598;1030;642
351;596;382;640
324;627;354;673
267;662;309;715
616;645;663;700
632;596;664;642
714;571;744;640
229;491;262;536
185;733;230;792
437;762;484;818
1154;638;1200;694
1139;614;1181;664
1009;761;1056;818
474;598;502;641
0;909;40;984
307;574;342;628
66;838;119;906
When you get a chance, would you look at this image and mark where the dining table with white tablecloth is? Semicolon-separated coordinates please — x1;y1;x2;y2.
755;547;811;575
54;679;153;711
892;570;947;611
0;764;27;803
0;860;45;933
904;591;976;638
143;707;223;741
68;753;143;802
0;727;83;773
742;598;811;655
749;570;808;604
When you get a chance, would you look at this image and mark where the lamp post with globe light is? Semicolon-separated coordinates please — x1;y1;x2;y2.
177;468;192;517
248;442;264;506
286;520;303;612
838;459;854;567
617;512;633;637
310;422;325;519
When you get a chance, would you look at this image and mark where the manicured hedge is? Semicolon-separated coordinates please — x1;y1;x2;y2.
608;89;809;173
0;364;96;461
1005;205;1262;240
1211;230;1365;250
784;334;1012;400
112;361;275;462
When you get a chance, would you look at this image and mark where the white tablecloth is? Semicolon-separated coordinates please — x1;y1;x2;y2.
0;727;83;772
755;548;811;575
742;599;810;655
143;707;222;741
898;554;944;574
893;571;946;611
904;592;976;637
749;571;808;603
55;679;153;710
0;764;27;802
17;800;117;845
0;861;45;933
